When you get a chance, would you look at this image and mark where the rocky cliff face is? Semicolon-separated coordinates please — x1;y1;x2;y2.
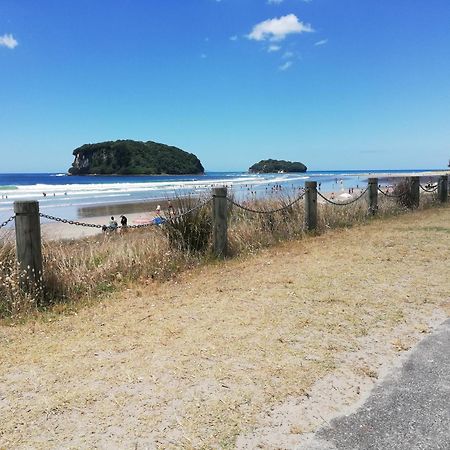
68;140;204;175
72;152;92;171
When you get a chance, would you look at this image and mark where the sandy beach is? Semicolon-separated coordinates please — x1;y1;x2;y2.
40;198;192;241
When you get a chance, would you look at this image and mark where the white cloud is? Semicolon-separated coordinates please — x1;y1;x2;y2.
0;33;18;49
247;14;313;42
268;44;281;52
230;35;238;41
279;61;293;71
314;39;328;46
282;51;294;59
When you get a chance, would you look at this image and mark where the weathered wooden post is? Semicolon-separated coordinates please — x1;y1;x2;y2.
438;175;448;203
368;177;378;215
212;187;228;258
410;176;420;209
14;201;43;294
304;181;318;232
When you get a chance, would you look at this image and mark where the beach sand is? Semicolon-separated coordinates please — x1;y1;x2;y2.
40;198;190;241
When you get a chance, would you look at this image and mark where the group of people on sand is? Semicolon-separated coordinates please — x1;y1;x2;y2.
102;215;127;233
101;201;176;233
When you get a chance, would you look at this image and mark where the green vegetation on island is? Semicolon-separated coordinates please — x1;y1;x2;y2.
249;159;307;174
68;140;204;175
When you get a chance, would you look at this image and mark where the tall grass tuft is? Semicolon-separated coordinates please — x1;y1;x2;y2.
393;178;415;209
164;196;212;253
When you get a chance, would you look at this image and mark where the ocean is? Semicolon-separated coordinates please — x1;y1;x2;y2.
0;170;442;225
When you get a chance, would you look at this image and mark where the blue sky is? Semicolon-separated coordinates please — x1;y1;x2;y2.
1;0;449;172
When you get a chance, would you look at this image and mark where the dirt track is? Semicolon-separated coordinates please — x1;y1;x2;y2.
1;206;449;449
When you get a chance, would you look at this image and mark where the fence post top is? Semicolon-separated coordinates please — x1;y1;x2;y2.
14;200;40;214
305;181;317;188
368;177;378;183
212;187;227;197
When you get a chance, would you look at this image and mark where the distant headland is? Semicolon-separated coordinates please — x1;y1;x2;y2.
68;140;204;175
249;159;307;174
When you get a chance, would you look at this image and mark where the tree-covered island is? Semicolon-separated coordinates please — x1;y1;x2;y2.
68;140;204;175
249;159;307;174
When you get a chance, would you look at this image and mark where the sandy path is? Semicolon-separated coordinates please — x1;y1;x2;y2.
0;207;449;449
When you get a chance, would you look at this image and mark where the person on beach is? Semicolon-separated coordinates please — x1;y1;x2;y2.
109;216;118;232
156;205;161;216
120;215;128;230
167;201;174;216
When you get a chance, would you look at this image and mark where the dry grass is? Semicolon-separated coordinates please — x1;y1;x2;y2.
0;227;205;318
0;206;449;448
0;189;442;318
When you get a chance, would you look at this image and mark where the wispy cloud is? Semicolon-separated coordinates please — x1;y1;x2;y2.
268;44;281;52
230;35;238;41
314;39;328;46
279;61;293;71
0;33;18;49
282;51;294;59
247;14;313;42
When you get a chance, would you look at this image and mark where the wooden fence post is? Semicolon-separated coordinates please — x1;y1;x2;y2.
410;176;420;209
212;187;228;258
304;181;318;232
14;201;43;293
438;175;448;203
368;177;378;215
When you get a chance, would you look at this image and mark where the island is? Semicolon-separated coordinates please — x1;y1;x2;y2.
68;140;204;175
249;159;307;174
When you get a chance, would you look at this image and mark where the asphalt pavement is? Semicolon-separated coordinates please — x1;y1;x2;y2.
302;319;450;450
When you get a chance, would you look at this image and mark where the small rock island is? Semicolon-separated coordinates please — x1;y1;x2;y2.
68;140;204;175
249;159;307;174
